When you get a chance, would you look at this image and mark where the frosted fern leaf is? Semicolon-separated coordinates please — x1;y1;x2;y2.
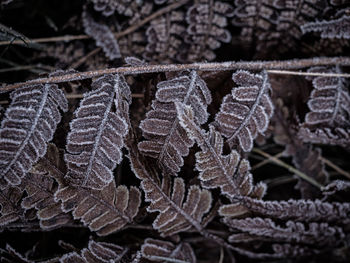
0;84;68;189
219;197;350;225
90;0;153;20
60;240;127;263
138;71;212;175
301;15;350;39
21;143;72;229
215;70;273;152
148;176;211;236
271;244;321;258
144;10;189;63
176;102;266;200
224;217;344;247
232;0;328;56
55;182;141;236
322;180;350;197
21;172;72;230
185;0;234;61
65;74;129;190
304;66;350;126
90;0;133;17
82;8;121;60
0;244;35;263
140;238;196;263
297;127;350;148
129;152;212;237
0;186;23;226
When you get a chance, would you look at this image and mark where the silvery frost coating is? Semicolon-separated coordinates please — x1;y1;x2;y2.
0;84;67;189
64;74;129;190
138;71;212;175
215;70;274;152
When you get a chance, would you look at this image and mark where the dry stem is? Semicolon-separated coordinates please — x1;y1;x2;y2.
252;148;324;190
2;56;350;92
0;0;189;46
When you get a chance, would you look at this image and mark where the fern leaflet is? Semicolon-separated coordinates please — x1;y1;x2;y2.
55;181;141;236
220;197;350;225
0;84;67;189
60;240;127;263
140;238;196;263
65;74;129;190
82;8;121;60
301;15;350;39
129;149;212;237
176;102;266;200
304;66;350;126
215;70;273;152
224;217;344;247
138;70;212;175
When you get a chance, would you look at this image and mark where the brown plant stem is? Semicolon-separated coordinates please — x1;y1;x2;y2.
252;148;324;190
0;93;144;105
70;47;101;69
0;0;189;47
266;69;350;78
251;152;284;170
2;57;350;92
321;157;350;180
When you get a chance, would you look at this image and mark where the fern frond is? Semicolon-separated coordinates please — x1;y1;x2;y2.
176;102;266;200
219;197;350;225
129;150;211;237
185;0;233;61
138;71;212;175
304;66;350;126
60;240;127;263
19;144;71;229
144;10;188;63
232;0;329;55
271;244;321;258
292;146;328;199
55;182;141;236
0;186;23;227
65;74;129;190
21;172;72;230
301;15;350;39
82;8;121;60
0;84;68;189
322;180;350;197
297;126;350;148
215;70;273;152
0;244;34;263
90;0;153;18
224;217;344;247
140;238;196;263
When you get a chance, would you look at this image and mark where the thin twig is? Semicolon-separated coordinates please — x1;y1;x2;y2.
219;247;224;263
116;0;190;39
0;34;89;46
0;65;49;73
0;93;144;104
252;148;324;190
70;47;101;69
267;69;350;78
321;157;350;180
2;57;350;92
0;58;54;74
251;152;284;170
0;221;86;231
64;93;144;99
0;0;189;46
